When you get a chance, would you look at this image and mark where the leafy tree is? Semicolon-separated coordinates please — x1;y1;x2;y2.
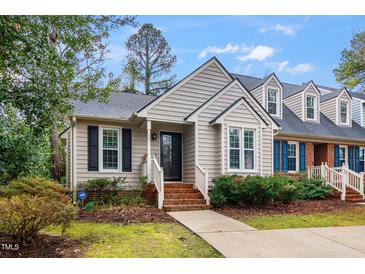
0;107;51;184
0;16;136;182
125;23;176;95
334;31;365;92
122;60;139;93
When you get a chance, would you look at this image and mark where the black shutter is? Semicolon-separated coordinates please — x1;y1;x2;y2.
88;126;99;171
122;128;132;172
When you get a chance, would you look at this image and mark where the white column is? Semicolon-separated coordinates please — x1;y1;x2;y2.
147;119;152;182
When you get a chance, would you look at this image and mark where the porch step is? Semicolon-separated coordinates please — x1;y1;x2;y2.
163;204;210;211
345;187;365;203
162;182;209;211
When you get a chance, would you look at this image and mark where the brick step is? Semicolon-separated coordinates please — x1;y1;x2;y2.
163;198;206;205
346;198;365;203
163;204;210;212
164;183;194;189
164;188;200;194
345;193;364;198
164;192;204;199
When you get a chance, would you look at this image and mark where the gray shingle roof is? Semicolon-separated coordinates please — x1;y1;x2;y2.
320;89;343;102
350;91;365;100
276;104;365;142
72;92;156;119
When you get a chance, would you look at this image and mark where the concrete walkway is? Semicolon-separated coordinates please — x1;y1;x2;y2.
168;210;365;258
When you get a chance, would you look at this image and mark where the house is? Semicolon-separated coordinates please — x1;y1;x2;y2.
61;57;365;210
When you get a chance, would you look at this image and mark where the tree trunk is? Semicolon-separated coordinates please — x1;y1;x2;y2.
50;126;61;182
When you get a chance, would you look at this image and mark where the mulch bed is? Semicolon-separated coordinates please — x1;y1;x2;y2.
0;233;83;258
214;199;356;219
77;206;176;224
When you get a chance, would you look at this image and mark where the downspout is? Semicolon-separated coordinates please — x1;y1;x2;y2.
71;116;77;203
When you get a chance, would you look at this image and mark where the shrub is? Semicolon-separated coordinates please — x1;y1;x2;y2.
80;177;126;205
109;194;148;207
238;176;273;206
299;177;333;200
210;176;239;207
0;176;75;242
267;175;302;204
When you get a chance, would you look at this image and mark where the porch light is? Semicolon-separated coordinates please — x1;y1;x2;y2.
151;132;157;141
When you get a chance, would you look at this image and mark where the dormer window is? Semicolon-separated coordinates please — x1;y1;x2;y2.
267;89;278;116
306;95;316;120
340;101;349;125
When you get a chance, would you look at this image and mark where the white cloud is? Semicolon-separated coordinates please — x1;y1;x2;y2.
259;24;296;37
265;61;314;74
198;43;251;59
236;45;275;62
286;63;314;74
105;45;126;63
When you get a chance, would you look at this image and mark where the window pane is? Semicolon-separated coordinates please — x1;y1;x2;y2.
244;130;254;149
307;108;314;119
103;129;118;149
307;96;314;107
244;150;254;169
230;149;240;169
268;102;277;115
339;148;345;160
288;144;296;157
267;89;277;115
229;128;240;148
103;150;118;169
360;149;365;160
288;158;296;171
287;143;297;171
340;102;347;123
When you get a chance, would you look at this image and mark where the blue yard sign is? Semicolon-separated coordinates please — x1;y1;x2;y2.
78;191;87;201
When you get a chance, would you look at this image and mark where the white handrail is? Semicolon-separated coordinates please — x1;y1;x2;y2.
195;164;210;205
151;156;164;209
342;165;364;196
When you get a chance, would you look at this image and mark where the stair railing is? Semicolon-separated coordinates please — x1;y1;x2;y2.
195;164;210;205
151;155;164;209
342;165;364;198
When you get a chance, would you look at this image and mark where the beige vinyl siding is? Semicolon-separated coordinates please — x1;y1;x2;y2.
303;85;320;123
352;99;362;126
264;77;282;119
251;86;263;105
197;83;274;183
321;98;337;124
284;92;303;120
146;63;230;122
338;92;352;127
183;124;195;183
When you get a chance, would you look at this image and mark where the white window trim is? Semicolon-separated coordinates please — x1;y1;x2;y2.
339;145;348;165
306;95;317;121
339;100;350;125
287;141;299;173
266;87;279;117
243;129;256;172
99;126;121;173
360;147;365;172
227;126;258;173
228;127;241;172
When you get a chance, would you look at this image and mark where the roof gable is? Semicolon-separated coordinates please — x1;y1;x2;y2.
136;57;233;117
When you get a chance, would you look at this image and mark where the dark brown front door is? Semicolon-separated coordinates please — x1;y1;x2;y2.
160;132;182;181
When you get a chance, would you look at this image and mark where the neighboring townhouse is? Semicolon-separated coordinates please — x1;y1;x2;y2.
61;57;365;209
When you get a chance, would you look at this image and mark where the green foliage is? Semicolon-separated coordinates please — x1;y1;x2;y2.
300;177;333;200
139;176;148;190
109;195;148;207
334;31;365;92
0;108;51;184
125;23;176;95
0;176;75;242
80;177;127;205
84;201;96;212
210;175;302;207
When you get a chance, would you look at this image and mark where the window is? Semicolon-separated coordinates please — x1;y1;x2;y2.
229;128;241;170
360;148;365;172
339;145;347;166
101;128;119;170
244;129;255;170
267;89;278;115
306;95;315;120
340;101;349;124
287;142;298;171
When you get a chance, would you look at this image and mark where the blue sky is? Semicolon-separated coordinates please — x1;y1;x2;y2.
105;16;364;89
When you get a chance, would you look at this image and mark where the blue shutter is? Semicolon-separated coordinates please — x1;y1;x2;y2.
334;144;340;167
355;146;360;173
282;141;288;172
274;140;280;172
349;145;354;170
300;142;306;172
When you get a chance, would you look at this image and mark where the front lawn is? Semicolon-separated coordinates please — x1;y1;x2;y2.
46;222;222;258
242;207;365;230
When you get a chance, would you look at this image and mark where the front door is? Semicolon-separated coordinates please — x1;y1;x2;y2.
160;132;182;181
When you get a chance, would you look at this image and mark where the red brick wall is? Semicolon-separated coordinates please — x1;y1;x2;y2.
326;144;334;167
305;142;313;168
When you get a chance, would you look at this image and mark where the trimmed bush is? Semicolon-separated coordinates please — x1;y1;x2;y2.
238;176;273;206
267;175;302;204
300;177;333;200
0;176;75;242
210;176;239;207
80;177;127;205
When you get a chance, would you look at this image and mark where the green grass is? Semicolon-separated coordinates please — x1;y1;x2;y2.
46;222;222;258
242;207;365;230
